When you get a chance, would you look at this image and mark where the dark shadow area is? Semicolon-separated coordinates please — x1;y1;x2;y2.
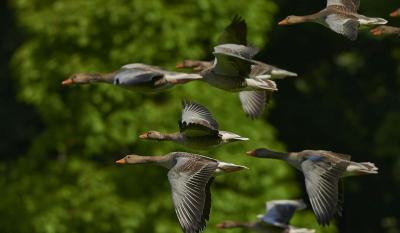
266;1;400;232
0;1;42;160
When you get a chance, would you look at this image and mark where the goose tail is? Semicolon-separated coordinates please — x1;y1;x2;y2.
245;78;278;91
373;18;388;25
219;131;249;142
364;17;388;25
216;162;248;173
271;69;298;79
346;162;378;176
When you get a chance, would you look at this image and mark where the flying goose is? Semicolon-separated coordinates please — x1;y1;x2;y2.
196;43;278;118
116;152;248;233
177;15;297;79
62;63;202;92
216;199;315;233
140;101;248;149
177;16;296;118
278;0;388;40
246;148;378;226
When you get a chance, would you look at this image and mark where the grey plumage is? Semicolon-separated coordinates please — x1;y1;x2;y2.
247;148;378;226
116;152;247;233
141;101;248;149
279;0;387;40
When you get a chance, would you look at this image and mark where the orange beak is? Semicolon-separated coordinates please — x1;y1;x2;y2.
61;78;73;85
390;10;399;17
278;19;289;25
139;133;148;139
246;150;256;156
115;158;126;164
215;223;224;229
370;28;382;36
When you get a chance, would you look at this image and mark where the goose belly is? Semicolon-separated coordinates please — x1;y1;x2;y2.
203;73;245;91
114;71;172;92
180;136;222;149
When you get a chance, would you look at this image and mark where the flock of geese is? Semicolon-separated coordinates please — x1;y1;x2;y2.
62;1;390;233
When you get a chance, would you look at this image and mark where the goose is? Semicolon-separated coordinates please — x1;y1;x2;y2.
390;8;400;17
177;15;295;118
216;199;315;233
246;148;378;226
139;100;248;149
62;63;202;92
116;152;248;233
371;25;400;36
196;43;278;118
278;0;388;40
176;16;297;80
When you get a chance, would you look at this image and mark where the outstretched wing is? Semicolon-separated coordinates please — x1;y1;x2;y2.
327;0;359;13
114;66;165;87
214;44;259;59
326;14;359;41
301;157;349;226
213;44;258;78
239;91;267;119
261;200;306;227
168;157;217;233
179;100;219;137
217;15;247;45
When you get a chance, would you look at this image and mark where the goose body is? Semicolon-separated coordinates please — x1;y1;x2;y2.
279;0;388;40
194;43;278;118
62;63;202;92
246;148;378;226
216;199;315;233
139;101;249;149
177;60;297;80
116;152;248;233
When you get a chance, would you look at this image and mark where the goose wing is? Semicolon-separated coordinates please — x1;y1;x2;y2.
179;101;219;137
115;63;166;86
260;200;306;227
168;156;217;233
239;91;267;118
213;44;258;78
301;156;349;226
327;0;359;13
325;14;359;40
217;15;247;45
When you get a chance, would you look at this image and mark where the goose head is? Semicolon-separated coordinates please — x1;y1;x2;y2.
278;16;308;25
390;9;400;17
246;148;285;159
62;73;100;85
216;221;245;229
139;131;165;140
116;154;147;164
371;26;399;36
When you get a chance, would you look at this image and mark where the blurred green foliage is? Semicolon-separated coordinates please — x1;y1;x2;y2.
2;0;400;233
1;0;334;233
